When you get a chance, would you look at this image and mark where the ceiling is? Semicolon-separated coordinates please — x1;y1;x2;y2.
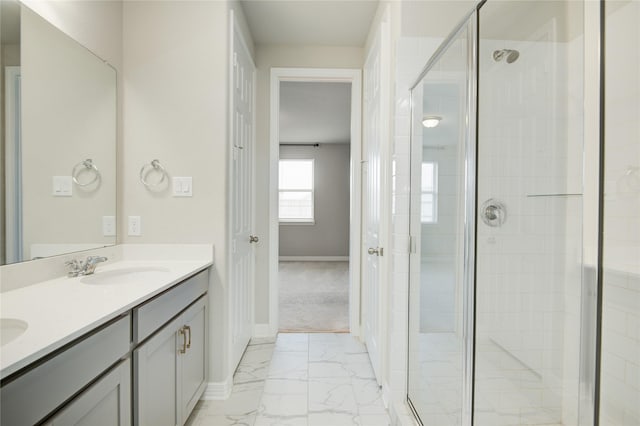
240;0;379;46
279;81;351;144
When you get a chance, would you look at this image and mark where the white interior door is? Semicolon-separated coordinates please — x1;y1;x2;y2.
229;13;255;372
362;19;389;384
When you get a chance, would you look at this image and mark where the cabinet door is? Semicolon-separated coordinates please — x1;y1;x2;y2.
179;296;208;422
134;316;181;426
46;359;131;426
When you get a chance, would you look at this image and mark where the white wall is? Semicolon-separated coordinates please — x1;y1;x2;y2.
122;0;254;385
253;45;363;325
279;144;350;257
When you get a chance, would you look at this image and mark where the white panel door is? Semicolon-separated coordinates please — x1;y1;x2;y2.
229;13;256;373
362;19;388;384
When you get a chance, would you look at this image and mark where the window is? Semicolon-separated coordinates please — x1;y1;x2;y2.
279;159;314;222
421;162;438;223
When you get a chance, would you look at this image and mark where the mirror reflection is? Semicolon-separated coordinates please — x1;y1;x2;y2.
1;2;116;265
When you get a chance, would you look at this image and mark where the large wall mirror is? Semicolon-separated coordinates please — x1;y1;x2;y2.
1;1;116;265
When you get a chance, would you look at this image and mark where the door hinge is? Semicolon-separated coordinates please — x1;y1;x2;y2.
409;236;416;254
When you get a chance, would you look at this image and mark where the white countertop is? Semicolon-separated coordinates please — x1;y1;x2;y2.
0;246;213;380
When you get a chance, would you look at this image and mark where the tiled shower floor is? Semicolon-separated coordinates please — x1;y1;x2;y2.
186;333;391;426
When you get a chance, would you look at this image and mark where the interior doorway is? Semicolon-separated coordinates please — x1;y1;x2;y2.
269;68;362;336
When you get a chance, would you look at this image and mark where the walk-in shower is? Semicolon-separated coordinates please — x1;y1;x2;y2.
407;0;639;425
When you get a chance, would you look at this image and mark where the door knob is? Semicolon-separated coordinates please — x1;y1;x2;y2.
249;235;259;243
368;247;383;256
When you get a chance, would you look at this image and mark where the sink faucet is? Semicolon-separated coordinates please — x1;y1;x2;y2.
66;256;108;277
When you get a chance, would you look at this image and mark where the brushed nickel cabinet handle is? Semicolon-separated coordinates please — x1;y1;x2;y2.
185;325;191;349
178;327;187;354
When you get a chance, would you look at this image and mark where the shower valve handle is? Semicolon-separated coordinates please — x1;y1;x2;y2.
481;199;507;227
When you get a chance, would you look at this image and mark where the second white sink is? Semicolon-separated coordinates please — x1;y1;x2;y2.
1;319;29;346
80;266;171;285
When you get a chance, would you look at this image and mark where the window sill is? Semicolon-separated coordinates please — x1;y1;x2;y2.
279;221;316;226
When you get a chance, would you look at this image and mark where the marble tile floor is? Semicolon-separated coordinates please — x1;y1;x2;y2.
186;333;391;426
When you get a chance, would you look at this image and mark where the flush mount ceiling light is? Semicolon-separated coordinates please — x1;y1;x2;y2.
422;115;442;128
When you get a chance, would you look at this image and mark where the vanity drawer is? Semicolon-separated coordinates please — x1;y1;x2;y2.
133;269;208;343
0;313;131;426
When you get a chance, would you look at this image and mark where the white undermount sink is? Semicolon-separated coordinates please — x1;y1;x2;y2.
1;318;29;346
80;266;171;285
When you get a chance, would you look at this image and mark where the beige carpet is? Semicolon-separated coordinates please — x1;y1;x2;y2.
278;261;349;332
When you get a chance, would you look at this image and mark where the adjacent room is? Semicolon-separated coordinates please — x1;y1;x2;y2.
277;81;352;333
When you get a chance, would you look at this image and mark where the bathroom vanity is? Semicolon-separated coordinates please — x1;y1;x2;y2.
0;245;213;426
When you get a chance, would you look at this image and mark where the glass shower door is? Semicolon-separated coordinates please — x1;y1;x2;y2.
474;1;585;425
408;13;476;426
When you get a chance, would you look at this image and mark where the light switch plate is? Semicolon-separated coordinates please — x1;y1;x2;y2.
52;176;73;196
128;216;141;236
102;216;116;236
172;177;193;197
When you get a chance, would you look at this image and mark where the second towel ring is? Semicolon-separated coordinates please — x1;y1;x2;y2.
72;159;100;186
140;159;167;188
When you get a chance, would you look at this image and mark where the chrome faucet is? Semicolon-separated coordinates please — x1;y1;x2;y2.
66;256;108;277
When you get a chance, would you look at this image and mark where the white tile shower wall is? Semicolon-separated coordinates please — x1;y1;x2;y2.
600;270;640;425
599;2;640;425
560;33;586;426
475;33;582;424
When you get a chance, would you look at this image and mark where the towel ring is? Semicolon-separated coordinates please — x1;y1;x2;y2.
140;159;167;188
72;159;100;186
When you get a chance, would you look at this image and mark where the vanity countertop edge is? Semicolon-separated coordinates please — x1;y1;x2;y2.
1;253;213;380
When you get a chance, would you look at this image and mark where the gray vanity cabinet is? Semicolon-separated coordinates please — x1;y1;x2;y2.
134;279;208;426
180;297;208;419
134;314;181;426
0;314;131;426
44;359;131;426
1;269;209;426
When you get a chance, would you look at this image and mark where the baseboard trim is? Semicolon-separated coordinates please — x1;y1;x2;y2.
252;323;274;338
201;378;232;400
279;256;349;262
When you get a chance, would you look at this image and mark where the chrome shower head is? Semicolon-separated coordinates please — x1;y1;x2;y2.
493;49;520;64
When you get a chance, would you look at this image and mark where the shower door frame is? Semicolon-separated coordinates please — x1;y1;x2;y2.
406;2;482;424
